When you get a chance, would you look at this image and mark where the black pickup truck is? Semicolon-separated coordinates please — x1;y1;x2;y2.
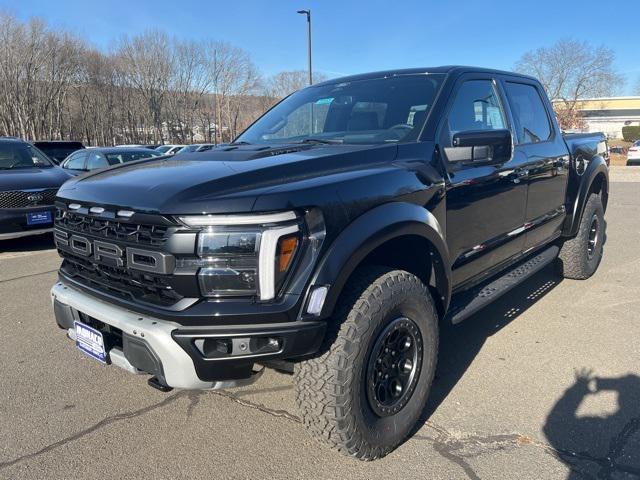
50;66;609;459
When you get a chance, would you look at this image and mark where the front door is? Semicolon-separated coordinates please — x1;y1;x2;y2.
439;77;529;288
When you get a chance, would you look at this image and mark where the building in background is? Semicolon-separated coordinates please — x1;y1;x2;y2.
565;97;640;139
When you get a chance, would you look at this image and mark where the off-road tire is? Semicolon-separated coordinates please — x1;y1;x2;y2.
557;193;605;279
294;266;438;460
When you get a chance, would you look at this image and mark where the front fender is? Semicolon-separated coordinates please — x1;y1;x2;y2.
564;156;609;237
305;202;451;319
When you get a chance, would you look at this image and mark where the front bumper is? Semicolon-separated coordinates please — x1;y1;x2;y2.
0;206;55;240
51;282;326;389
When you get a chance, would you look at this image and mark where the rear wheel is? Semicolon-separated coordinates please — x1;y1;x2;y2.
294;266;438;460
557;193;605;279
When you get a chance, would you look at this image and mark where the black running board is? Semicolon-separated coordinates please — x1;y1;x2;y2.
448;246;559;325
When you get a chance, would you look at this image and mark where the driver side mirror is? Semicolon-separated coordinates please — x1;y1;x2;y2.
444;129;512;164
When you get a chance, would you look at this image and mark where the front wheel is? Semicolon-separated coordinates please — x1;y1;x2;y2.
557;193;605;279
294;266;438;460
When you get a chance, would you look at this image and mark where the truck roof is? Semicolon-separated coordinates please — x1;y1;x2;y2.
312;66;538;87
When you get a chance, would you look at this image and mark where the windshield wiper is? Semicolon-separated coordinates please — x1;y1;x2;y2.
296;138;343;145
229;141;252;146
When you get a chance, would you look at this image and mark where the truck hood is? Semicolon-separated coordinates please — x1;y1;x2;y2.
0;166;72;192
57;144;399;214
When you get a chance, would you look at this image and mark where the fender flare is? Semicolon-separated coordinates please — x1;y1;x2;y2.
564;157;609;237
306;202;452;319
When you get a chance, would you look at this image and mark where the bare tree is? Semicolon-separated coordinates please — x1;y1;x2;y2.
165;40;211;142
115;31;172;143
204;41;261;143
0;13;82;140
262;70;328;107
515;39;624;130
0;13;328;146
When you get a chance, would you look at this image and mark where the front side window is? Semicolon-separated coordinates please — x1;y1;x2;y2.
87;152;109;170
64;151;87;170
505;82;552;144
446;80;506;140
236;74;445;145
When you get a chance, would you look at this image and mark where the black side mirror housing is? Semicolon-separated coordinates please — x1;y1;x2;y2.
445;129;512;164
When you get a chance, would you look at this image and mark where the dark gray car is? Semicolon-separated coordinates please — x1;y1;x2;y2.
0;137;72;240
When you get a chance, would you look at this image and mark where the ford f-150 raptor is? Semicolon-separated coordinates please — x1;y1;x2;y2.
50;66;609;459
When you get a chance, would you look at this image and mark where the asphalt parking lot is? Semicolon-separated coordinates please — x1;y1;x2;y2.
1;171;639;480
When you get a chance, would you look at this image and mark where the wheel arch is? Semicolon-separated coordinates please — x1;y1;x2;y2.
306;202;452;320
564;156;609;237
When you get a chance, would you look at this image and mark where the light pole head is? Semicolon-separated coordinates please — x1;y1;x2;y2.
297;9;310;18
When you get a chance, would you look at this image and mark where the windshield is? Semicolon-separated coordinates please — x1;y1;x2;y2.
105;150;161;165
236;74;445;145
0;142;53;170
156;145;172;153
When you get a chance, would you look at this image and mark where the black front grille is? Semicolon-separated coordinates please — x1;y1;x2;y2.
56;211;170;246
0;188;58;208
61;251;183;307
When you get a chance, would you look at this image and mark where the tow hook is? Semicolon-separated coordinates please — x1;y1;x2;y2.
148;376;173;392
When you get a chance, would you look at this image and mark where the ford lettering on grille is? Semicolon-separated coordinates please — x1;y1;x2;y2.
55;230;174;275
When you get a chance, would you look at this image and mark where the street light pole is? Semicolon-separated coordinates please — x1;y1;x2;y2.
297;9;312;85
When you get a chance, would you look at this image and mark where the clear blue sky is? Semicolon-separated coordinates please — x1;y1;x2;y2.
3;0;638;94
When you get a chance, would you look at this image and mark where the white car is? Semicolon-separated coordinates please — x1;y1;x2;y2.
627;140;640;166
155;145;185;155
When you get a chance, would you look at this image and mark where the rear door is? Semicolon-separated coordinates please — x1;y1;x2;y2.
501;79;570;250
439;75;529;288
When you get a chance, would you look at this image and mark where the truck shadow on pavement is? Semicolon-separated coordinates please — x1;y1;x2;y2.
543;371;640;479
421;264;640;479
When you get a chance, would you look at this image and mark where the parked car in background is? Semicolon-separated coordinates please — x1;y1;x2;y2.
155;145;185;155
0;137;72;240
176;144;216;154
60;147;162;175
627;140;640;165
33;141;84;164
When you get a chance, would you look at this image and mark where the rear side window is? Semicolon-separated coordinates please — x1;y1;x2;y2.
505;82;552;144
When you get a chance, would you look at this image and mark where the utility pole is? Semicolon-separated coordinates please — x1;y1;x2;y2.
297;9;312;85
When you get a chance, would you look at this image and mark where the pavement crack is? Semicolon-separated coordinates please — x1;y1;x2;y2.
212;389;301;423
0;269;58;284
0;391;189;471
415;420;640;479
414;423;523;480
185;391;203;418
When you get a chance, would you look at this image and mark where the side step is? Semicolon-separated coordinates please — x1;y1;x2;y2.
448;245;559;325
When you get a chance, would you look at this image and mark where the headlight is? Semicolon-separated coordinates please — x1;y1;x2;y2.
179;212;301;300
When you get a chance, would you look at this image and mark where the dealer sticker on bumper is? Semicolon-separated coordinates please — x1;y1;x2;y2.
74;321;107;363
